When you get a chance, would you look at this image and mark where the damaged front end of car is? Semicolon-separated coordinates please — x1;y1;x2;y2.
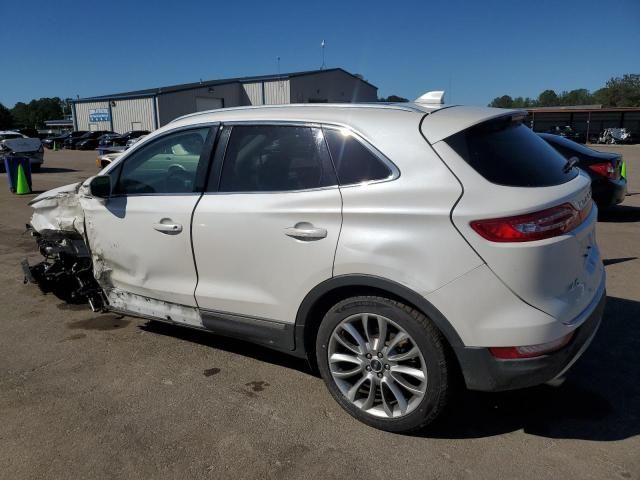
23;182;108;312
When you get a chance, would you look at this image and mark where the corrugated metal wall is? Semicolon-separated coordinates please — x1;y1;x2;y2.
242;83;263;105
75;98;155;133
264;80;290;104
241;80;290;105
74;101;110;131
111;98;155;132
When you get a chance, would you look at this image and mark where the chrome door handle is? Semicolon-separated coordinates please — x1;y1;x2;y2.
153;221;183;234
284;223;327;241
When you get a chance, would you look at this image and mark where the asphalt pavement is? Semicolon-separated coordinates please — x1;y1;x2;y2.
1;146;638;480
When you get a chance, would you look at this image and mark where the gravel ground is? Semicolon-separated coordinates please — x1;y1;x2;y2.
0;146;638;480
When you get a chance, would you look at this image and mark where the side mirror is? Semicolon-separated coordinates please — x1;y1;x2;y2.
89;175;112;198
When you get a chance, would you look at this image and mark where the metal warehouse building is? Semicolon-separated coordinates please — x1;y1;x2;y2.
527;105;640;142
72;68;377;133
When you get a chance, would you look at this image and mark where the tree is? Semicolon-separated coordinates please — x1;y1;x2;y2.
0;103;13;129
603;74;640;107
559;89;593;106
487;73;640;108
537;90;559;107
489;95;514;108
10;97;64;128
378;95;409;102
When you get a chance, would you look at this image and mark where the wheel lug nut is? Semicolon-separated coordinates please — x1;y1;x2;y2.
377;373;383;378
366;365;371;371
377;352;383;358
384;364;390;370
366;353;372;359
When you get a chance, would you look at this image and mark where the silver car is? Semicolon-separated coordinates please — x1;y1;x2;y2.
0;131;44;172
25;92;605;432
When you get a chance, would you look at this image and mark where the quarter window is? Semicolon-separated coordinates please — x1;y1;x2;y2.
323;128;392;185
114;128;210;195
219;125;337;192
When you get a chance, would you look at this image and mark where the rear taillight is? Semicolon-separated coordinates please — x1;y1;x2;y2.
489;332;574;359
588;161;619;180
471;202;591;242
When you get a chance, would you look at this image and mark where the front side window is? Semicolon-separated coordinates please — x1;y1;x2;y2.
114;127;210;195
322;128;392;185
219;125;337;192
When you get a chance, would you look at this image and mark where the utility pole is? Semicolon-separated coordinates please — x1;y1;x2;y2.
321;40;326;70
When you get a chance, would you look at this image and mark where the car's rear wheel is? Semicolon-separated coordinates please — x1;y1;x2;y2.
316;296;452;433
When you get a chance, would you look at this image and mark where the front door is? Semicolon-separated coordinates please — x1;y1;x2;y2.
81;126;215;317
192;124;342;326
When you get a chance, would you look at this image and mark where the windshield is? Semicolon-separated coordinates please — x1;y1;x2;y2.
0;134;23;141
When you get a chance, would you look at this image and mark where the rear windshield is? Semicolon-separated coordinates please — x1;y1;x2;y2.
446;118;578;187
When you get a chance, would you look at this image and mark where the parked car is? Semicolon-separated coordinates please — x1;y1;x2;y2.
25;97;605;433
0;131;44;172
544;125;586;144
96;151;123;169
596;127;633;145
65;131;115;150
98;130;150;147
15;128;40;139
125;134;147;147
76;133;119;151
538;133;627;208
42;131;88;149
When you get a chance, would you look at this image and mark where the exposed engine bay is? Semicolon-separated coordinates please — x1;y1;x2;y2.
23;229;107;311
23;181;108;312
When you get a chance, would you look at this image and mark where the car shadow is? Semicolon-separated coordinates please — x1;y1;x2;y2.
598;205;640;223
423;295;640;441
34;167;78;174
139;296;640;442
140;321;311;375
602;257;638;266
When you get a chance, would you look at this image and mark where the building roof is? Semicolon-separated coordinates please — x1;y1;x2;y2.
527;105;640;113
44;119;74;126
74;68;377;103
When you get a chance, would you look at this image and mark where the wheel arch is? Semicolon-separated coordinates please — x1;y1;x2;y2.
294;275;465;367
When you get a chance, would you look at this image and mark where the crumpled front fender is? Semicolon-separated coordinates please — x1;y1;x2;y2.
29;182;86;235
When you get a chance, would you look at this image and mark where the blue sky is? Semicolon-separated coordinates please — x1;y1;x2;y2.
1;0;638;107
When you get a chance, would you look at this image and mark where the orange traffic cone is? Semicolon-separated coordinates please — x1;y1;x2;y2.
16;164;31;195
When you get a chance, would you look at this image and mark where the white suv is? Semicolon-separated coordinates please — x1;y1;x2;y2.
25;92;605;432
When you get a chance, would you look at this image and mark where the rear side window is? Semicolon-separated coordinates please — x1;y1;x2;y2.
446;118;578;187
323;128;392;185
219;125;337;192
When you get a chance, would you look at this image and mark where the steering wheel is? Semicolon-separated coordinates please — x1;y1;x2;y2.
166;164;191;192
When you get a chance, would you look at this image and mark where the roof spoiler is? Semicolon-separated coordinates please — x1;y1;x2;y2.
414;90;445;105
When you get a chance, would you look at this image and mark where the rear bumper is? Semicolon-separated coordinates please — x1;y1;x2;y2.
455;289;606;392
592;178;627;208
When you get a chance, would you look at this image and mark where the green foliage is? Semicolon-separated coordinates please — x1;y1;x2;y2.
489;74;640;108
378;95;409;102
602;74;640;107
537;89;559;107
490;95;514;108
10;97;64;129
0;103;13;129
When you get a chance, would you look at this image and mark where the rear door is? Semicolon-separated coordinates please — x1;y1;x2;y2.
192;123;342;326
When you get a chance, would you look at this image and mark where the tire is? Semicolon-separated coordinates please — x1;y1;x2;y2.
316;296;452;433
